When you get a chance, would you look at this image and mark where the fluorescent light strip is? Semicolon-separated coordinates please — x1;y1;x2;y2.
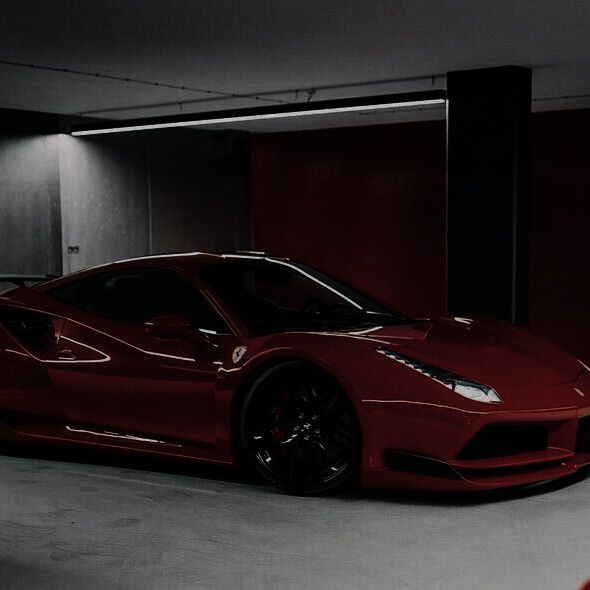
71;98;446;136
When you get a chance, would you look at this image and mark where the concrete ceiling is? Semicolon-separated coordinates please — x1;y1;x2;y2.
0;1;589;131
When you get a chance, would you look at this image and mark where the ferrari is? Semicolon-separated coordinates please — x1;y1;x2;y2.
1;252;589;495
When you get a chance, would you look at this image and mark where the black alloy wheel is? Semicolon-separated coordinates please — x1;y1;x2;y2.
240;362;361;495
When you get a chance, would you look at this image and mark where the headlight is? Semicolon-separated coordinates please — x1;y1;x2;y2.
376;347;502;404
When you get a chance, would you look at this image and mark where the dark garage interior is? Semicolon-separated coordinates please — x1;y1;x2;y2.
2;2;590;589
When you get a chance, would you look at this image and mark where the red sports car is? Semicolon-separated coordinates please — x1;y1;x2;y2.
1;252;589;494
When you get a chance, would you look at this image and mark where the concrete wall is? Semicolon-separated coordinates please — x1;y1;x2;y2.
250;109;590;362
528;109;590;362
149;130;251;254
0;129;252;281
251;121;447;317
59;134;149;274
0;135;62;285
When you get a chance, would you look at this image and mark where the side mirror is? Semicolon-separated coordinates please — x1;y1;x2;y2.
144;315;193;340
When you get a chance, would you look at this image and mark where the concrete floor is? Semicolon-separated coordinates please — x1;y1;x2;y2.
1;447;590;590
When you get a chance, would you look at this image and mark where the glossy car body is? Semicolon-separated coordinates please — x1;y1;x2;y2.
1;252;590;492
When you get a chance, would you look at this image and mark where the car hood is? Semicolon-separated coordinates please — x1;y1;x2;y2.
345;317;583;388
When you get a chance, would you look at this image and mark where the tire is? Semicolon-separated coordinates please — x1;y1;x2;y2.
240;362;361;495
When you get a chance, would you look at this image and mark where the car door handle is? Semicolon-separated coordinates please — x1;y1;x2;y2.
57;350;77;361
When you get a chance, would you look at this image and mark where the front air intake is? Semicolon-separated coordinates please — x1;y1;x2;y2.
458;424;549;460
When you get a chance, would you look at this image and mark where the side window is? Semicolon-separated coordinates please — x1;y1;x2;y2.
86;272;146;323
51;277;94;309
57;269;230;334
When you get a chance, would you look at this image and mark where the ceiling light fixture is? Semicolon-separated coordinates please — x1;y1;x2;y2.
70;90;446;136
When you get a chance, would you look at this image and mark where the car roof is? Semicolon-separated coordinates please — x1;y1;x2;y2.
33;251;290;290
92;251;283;267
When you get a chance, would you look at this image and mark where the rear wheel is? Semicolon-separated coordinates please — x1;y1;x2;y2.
240;363;361;495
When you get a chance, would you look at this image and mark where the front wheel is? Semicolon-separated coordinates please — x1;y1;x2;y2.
240;363;361;495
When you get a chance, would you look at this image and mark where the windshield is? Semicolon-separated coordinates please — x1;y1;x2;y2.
200;258;410;335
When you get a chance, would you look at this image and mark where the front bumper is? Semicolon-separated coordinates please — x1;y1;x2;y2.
360;396;590;491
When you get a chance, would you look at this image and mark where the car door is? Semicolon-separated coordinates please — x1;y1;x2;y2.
0;304;69;433
45;267;233;447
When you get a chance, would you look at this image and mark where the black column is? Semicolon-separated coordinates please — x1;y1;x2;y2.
447;65;531;324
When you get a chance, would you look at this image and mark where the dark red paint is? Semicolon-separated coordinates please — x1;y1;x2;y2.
250;121;447;318
1;253;589;492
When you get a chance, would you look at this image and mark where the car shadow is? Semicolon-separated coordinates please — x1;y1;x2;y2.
344;466;590;506
0;442;258;486
1;442;588;506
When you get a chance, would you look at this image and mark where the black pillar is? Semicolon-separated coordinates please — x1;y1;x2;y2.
447;65;531;324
